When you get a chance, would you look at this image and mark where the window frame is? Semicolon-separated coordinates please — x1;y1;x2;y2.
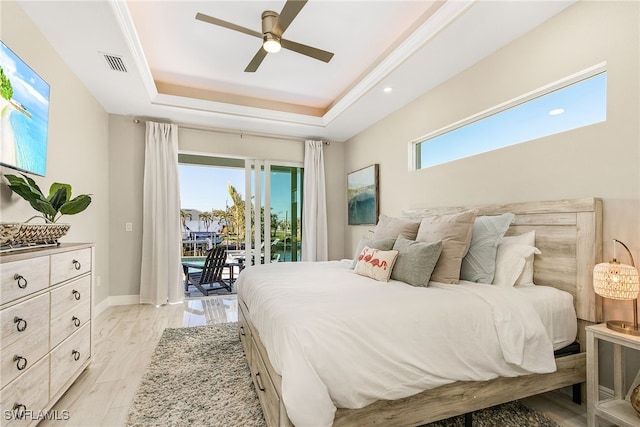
408;62;608;171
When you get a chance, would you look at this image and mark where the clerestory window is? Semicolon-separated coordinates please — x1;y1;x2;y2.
412;64;607;170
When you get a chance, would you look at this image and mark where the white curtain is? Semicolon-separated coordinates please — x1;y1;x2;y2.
302;140;328;261
139;122;183;305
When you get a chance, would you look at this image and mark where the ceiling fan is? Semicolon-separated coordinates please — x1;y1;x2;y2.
196;0;334;72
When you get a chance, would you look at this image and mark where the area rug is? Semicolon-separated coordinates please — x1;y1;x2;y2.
126;323;264;427
127;323;560;427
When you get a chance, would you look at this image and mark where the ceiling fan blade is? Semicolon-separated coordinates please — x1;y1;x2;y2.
280;39;334;63
245;48;268;72
273;0;308;35
196;12;262;39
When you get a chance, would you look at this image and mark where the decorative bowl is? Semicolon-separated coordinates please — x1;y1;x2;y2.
0;222;70;247
0;223;21;246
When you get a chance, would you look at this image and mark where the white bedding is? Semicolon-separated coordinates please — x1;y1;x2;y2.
236;260;559;427
513;284;577;350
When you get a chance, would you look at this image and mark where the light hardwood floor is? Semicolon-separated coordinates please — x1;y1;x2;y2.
43;296;587;426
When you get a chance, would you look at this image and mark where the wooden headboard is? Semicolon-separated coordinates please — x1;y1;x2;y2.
403;197;603;323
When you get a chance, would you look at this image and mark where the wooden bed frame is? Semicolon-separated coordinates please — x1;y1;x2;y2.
238;197;603;426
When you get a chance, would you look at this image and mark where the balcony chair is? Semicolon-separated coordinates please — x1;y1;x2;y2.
183;246;232;296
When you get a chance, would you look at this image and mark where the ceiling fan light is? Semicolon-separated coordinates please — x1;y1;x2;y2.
263;34;281;53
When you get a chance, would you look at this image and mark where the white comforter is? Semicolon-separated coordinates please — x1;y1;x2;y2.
236;260;556;427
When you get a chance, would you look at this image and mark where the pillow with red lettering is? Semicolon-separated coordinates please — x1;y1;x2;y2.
354;246;399;282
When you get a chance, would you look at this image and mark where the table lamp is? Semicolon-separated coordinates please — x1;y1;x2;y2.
593;239;640;336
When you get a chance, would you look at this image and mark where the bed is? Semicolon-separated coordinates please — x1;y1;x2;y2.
236;198;603;427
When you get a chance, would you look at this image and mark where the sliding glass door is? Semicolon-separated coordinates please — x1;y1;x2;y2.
245;160;303;264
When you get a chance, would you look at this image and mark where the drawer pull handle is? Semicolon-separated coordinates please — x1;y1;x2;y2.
72;350;81;361
73;259;82;270
240;326;246;336
255;372;266;392
73;289;81;300
12;403;26;419
13;355;27;370
72;316;81;327
13;316;27;332
14;274;27;289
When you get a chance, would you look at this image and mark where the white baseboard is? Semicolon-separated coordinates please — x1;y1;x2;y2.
93;294;139;317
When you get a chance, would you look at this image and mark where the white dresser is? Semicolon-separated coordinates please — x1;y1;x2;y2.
0;243;93;425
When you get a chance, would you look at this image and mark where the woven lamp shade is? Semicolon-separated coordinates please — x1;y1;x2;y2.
593;262;640;300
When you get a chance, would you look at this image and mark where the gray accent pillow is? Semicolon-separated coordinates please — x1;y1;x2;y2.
350;236;397;269
390;236;443;287
460;213;515;283
372;214;421;240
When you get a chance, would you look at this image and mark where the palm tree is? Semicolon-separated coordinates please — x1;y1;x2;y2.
180;209;192;233
211;209;228;231
271;212;278;237
199;211;213;231
227;183;245;247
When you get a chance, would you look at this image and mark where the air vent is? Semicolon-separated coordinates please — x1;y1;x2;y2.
102;53;127;72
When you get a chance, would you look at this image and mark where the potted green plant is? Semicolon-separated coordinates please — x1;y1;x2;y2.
5;173;92;222
2;173;92;247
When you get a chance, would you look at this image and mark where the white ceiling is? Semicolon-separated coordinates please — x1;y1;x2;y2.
17;0;575;142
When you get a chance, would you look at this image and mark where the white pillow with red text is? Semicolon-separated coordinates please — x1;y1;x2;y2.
354;246;399;282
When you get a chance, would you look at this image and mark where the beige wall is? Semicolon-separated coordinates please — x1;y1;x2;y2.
345;1;639;279
0;1;111;306
107;116;346;298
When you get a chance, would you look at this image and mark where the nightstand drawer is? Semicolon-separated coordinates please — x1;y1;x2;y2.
0;257;50;305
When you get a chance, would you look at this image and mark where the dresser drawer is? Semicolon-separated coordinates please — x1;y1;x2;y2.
0;293;50;351
0;355;49;427
50;248;91;285
50;297;90;349
0;257;49;305
50;322;90;398
50;276;91;348
1;323;49;389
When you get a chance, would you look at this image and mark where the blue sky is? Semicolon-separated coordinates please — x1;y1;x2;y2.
179;164;298;221
179;165;244;212
419;72;607;168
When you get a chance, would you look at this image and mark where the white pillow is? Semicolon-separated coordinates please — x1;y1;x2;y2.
501;231;537;285
493;242;541;287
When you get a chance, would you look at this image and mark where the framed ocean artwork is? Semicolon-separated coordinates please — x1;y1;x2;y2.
347;164;379;225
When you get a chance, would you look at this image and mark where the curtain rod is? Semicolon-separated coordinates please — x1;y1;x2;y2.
132;117;330;145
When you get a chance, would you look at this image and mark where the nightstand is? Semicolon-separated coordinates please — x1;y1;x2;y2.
586;323;640;426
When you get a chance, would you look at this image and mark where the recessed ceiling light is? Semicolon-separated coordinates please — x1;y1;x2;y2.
383;87;393;93
549;108;565;116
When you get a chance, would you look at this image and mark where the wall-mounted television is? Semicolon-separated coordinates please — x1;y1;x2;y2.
0;40;50;176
